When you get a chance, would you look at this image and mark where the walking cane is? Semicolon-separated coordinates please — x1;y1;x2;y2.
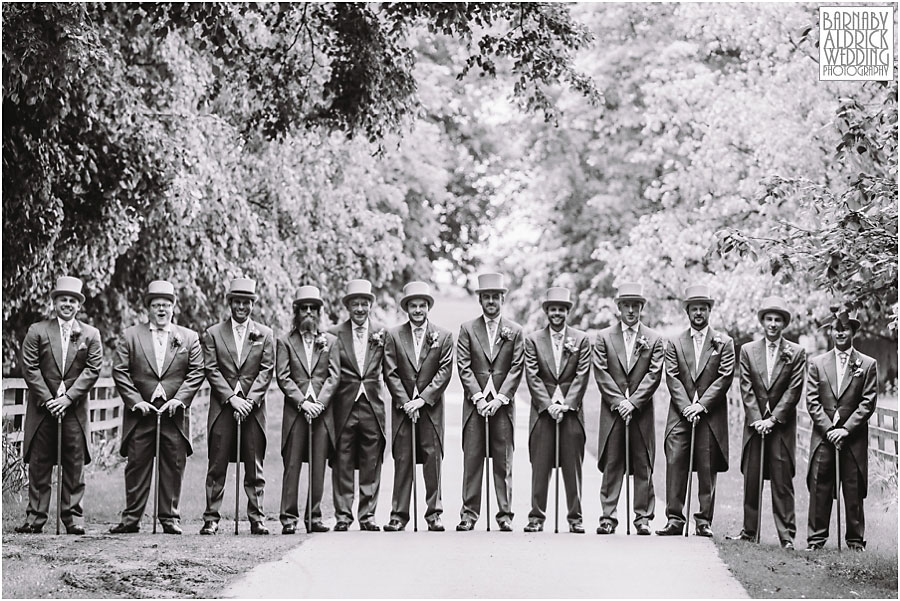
412;413;419;532
554;417;560;534
484;415;491;532
624;387;631;536
756;432;766;543
153;409;162;534
835;443;842;552
307;413;313;534
235;413;242;535
684;418;696;538
56;414;63;535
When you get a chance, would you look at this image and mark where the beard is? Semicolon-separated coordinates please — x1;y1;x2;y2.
293;312;319;334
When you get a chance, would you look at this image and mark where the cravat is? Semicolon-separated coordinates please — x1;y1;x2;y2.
766;341;778;384
624;327;635;368
413;326;425;366
235;323;246;359
552;331;564;374
693;331;703;374
354;326;367;372
486;320;498;355
152;328;167;373
60;321;72;367
837;351;849;390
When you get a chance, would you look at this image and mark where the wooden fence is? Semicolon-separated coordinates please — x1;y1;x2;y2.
2;378;210;450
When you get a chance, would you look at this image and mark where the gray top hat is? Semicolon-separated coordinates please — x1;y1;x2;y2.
51;276;85;304
757;296;792;326
226;278;258;301
614;282;646;304
541;287;573;311
144;280;176;305
475;272;508;293
400;281;435;312
342;279;375;307
293;285;324;308
682;284;715;309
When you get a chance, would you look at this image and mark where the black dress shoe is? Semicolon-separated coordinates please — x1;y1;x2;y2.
14;523;41;534
109;523;140;534
282;524;297;535
596;522;615;535
695;524;714;538
427;519;445;532
725;530;754;541
359;521;380;532
162;522;183;535
250;521;269;535
334;521;350;532
781;540;795;550
199;521;218;535
655;523;683;536
66;524;86;535
498;521;513;532
569;523;585;534
456;520;474;532
805;543;823;551
383;519;405;532
524;521;543;533
636;524;651;536
847;543;865;551
309;521;330;533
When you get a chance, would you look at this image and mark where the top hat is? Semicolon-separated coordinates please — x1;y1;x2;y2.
293;285;324;308
50;276;85;304
342;279;375;307
144;280;176;305
682;284;715;309
614;282;646;305
757;296;792;326
226;278;258;301
400;281;434;313
475;273;508;294
542;287;573;311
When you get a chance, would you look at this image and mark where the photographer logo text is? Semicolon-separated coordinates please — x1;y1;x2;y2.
819;6;893;81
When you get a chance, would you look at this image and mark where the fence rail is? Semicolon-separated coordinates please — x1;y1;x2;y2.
2;377;210;449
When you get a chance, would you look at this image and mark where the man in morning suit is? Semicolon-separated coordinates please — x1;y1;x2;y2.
16;276;102;535
523;287;592;533
657;284;735;538
383;282;454;532
109;280;205;534
732;296;805;549
805;307;877;551
330;279;387;531
200;278;275;535
456;272;525;532
276;285;341;533
593;282;664;535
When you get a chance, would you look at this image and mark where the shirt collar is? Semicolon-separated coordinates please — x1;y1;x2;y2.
550;325;566;338
58;317;75;329
149;322;171;333
231;317;249;331
353;320;369;331
690;326;708;339
622;323;639;334
411;320;428;332
766;336;782;348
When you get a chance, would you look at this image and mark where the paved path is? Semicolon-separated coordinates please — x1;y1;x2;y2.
226;386;747;598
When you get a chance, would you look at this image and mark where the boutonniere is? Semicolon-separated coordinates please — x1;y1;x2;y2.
170;332;184;350
70;323;83;343
635;335;651;354
779;346;793;363
563;337;579;355
428;331;441;349
711;335;725;354
851;357;864;378
314;333;328;350
247;327;263;343
499;326;514;341
369;329;385;347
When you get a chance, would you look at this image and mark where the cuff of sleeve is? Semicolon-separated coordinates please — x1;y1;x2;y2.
771;415;782;424
472;393;484;403
497;394;510;405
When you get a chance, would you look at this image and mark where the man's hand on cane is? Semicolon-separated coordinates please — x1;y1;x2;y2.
827;427;849;448
484;397;503;417
301;400;323;420
133;401;158;416
682;402;704;422
616;399;635;421
403;397;425;419
159;399;183;417
46;394;72;418
229;395;253;419
751;418;775;436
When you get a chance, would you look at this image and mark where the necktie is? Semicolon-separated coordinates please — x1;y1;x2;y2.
487;320;497;355
354;326;367;372
552;332;564;374
235;323;246;358
152;328;167;373
837;351;849;390
693;332;703;374
767;341;777;383
60;322;72;367
413;327;425;366
624;328;635;367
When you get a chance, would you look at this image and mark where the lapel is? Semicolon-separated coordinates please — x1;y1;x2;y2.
837;349;856;399
400;323;418;370
238;320;255;367
289;330;310;375
822;350;839;399
557;329;577;378
695;328;715;378
538;328;558;381
679;330;696;379
472;317;491;361
47;320;64;374
138;323;160;377
221;321;240;368
767;340;787;389
361;323;379;375
160;327;178;377
627;324;649;375
609;323;628;373
750;339;766;384
310;333;323;372
418;325;437;368
339;321;361;377
62;320;80;376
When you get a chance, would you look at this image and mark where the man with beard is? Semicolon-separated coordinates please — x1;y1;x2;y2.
731;297;805;549
593;283;664;535
330;279;387;531
200;278;275;535
276;285;341;533
383;282;454;532
110;280;205;534
16;277;102;535
657;284;734;538
805;307;877;551
456;273;525;532
522;287;592;533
